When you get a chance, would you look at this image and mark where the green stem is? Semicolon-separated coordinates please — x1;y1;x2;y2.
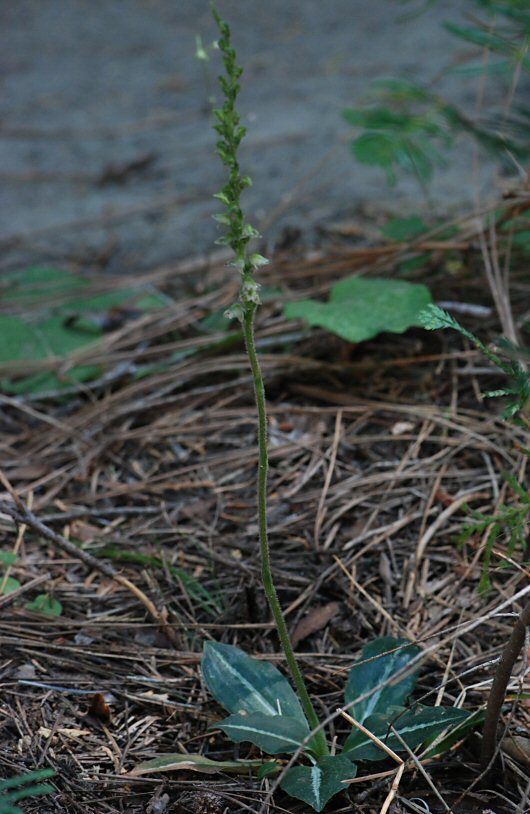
242;305;329;758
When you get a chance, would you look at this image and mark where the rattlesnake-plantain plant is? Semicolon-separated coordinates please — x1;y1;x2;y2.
132;8;474;810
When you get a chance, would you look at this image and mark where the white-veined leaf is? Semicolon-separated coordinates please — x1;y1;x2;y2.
215;712;309;755
344;705;470;760
280;755;356;812
344;637;420;724
202;642;309;729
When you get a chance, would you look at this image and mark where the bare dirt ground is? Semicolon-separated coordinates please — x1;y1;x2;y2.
1;0;505;275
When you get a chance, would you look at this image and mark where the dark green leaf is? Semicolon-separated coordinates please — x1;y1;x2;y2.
345;637;420;723
3;267;84;303
0;551;17;566
285;277;432;344
215;712;309;754
280;755;356;812
0;269;167;395
202;642;309;728
344;705;470;760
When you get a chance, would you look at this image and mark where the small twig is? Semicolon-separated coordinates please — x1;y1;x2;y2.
314;409;342;549
0;497;180;648
338;708;403;765
338;709;404;814
345;768;402;785
391;725;451;813
380;763;405;814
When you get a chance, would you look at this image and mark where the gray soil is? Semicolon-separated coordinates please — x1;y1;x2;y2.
0;0;513;275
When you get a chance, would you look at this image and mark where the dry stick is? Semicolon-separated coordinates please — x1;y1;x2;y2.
391;726;451;813
0;498;180;649
314;408;342;550
338;709;404;814
480;596;530;776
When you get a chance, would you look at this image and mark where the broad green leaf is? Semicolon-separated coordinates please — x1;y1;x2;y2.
280;755;356;812
284;277;432;344
0;269;167;395
0;366;101;397
0;551;17;566
215;712;309;754
345;637;420;724
0;576;21;595
202;642;309;729
128;753;267;776
25;594;63;616
344;705;470;760
3;267;84;303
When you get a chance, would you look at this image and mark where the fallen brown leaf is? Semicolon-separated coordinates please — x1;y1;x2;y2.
291;602;340;648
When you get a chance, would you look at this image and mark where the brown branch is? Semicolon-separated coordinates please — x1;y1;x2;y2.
480;597;530;775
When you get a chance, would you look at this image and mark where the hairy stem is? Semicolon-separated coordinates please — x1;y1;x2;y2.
480;597;530;774
243;305;329;757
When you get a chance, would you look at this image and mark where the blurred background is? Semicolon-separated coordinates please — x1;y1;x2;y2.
1;0;519;275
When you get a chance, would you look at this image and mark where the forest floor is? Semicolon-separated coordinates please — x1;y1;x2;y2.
1;196;530;814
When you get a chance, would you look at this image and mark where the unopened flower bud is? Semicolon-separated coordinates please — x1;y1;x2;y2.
224;302;245;322
240;278;261;305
